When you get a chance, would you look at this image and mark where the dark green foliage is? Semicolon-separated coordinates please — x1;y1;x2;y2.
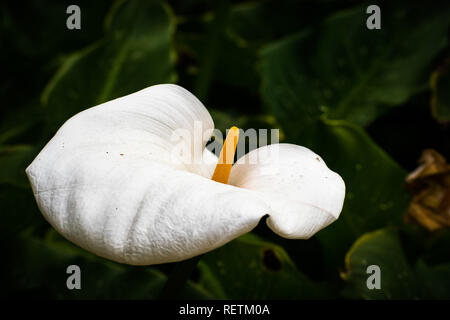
1;0;449;299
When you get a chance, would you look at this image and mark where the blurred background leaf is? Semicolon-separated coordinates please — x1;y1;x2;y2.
198;234;328;299
342;228;418;299
342;228;450;299
260;2;450;129
303;120;411;269
1;229;212;299
41;0;176;133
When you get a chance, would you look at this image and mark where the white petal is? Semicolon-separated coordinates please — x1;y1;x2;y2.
26;84;268;265
229;143;345;239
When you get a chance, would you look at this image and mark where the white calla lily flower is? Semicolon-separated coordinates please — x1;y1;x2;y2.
26;84;345;266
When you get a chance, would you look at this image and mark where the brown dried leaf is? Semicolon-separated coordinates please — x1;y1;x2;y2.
404;149;450;231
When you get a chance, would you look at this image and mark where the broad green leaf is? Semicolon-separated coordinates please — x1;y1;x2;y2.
178;30;263;117
1;1;111;139
252;119;410;275
259;3;418;266
249;111;410;272
260;3;450;127
431;62;450;122
342;228;418;299
176;2;261;103
197;234;328;299
228;0;349;45
0;0;110;60
343;228;450;299
304;120;410;267
208;35;259;96
41;0;176;132
2;229;212;299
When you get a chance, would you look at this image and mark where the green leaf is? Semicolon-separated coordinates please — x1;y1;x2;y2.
228;0;349;45
2;229;212;299
343;228;450;299
197;234;327;299
342;228;418;299
176;2;260;101
1;1;112;137
0;0;111;60
208;35;259;96
431;61;450;122
258;3;419;266
305;120;410;267
41;0;176;132
252;112;410;272
260;3;449;127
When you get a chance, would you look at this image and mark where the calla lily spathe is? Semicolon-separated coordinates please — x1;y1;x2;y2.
26;84;345;265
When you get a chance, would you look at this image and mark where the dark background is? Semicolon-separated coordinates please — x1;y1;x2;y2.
1;0;449;299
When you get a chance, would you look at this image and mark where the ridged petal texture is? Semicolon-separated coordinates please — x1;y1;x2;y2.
26;84;345;265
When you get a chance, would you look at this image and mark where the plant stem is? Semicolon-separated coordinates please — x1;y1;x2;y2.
158;255;202;299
